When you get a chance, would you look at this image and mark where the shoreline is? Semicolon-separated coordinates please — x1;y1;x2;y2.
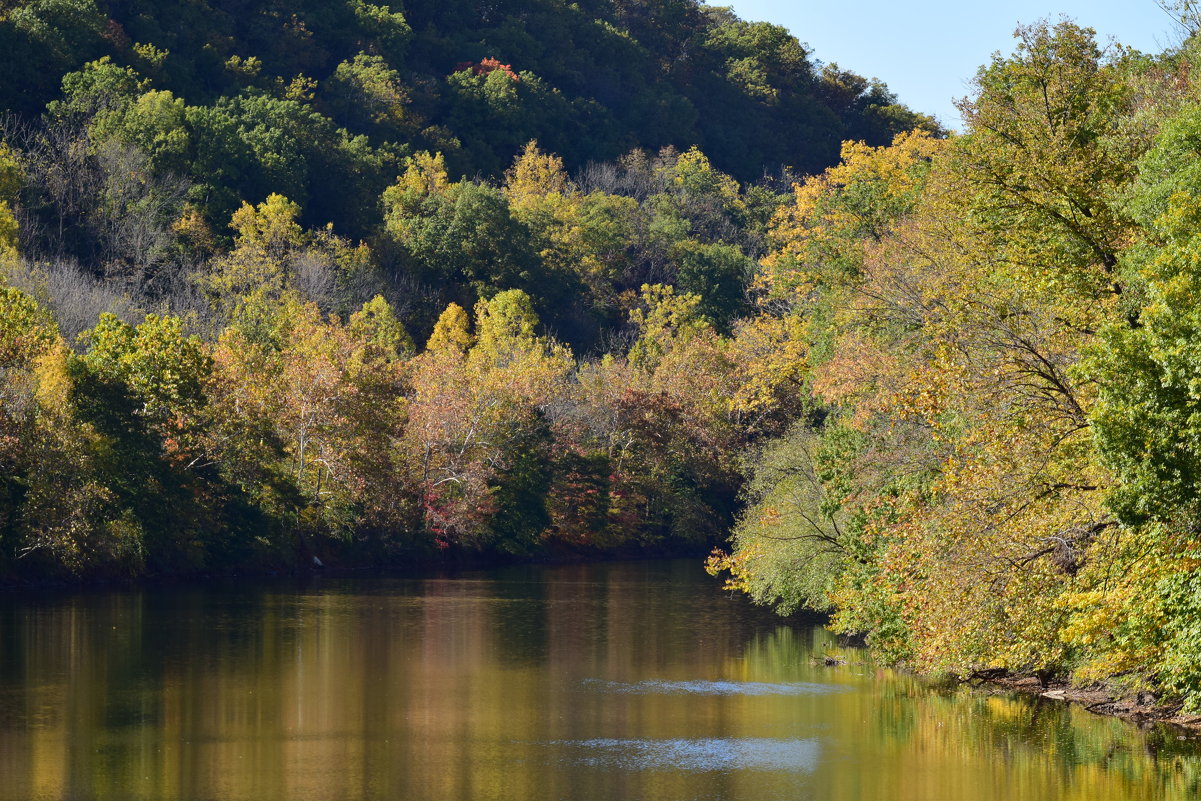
815;656;1201;733
980;675;1201;731
0;543;716;595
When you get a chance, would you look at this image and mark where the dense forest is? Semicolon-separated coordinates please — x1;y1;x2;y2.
7;0;1201;713
0;0;932;579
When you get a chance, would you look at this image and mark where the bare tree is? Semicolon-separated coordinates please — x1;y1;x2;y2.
5;258;141;343
92;140;190;288
9;117;101;261
5;117;190;287
290;250;340;314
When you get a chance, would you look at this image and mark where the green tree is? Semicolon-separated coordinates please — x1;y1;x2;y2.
323;53;413;135
382;156;554;305
957;21;1138;305
673;240;753;333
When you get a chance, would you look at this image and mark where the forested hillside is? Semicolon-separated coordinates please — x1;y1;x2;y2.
0;0;931;583
0;0;934;241
6;0;1201;715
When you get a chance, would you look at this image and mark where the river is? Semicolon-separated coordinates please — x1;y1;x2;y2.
0;559;1198;800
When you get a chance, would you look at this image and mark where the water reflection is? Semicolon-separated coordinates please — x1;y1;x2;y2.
0;560;1198;801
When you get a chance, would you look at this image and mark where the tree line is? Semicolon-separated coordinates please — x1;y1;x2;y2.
0;0;935;241
0;138;813;579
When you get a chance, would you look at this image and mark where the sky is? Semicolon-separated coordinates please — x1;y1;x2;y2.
720;1;1185;130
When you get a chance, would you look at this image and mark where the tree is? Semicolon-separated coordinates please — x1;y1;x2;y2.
0;288;149;576
73;311;217;570
1078;103;1201;707
503;141;639;343
382;154;552;305
673;240;753;333
707;421;858;614
716;46;1139;680
1;0;109;115
405;290;571;551
206;292;414;558
322;53;413;135
957;21;1138;306
0;145;22;261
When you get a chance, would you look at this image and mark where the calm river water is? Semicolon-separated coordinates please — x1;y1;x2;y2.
1;559;1198;800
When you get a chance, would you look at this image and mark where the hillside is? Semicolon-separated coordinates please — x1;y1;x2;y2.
0;0;941;583
0;0;936;239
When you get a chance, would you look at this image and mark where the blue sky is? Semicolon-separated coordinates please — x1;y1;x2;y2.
719;1;1184;130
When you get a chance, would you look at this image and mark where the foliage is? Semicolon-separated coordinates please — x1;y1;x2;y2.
8;0;1201;720
707;19;1201;713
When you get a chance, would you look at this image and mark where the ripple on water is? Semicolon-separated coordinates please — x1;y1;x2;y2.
581;678;844;696
554;737;820;772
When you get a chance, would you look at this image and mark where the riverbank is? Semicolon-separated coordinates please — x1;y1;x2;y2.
980;675;1201;732
814;656;1201;733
